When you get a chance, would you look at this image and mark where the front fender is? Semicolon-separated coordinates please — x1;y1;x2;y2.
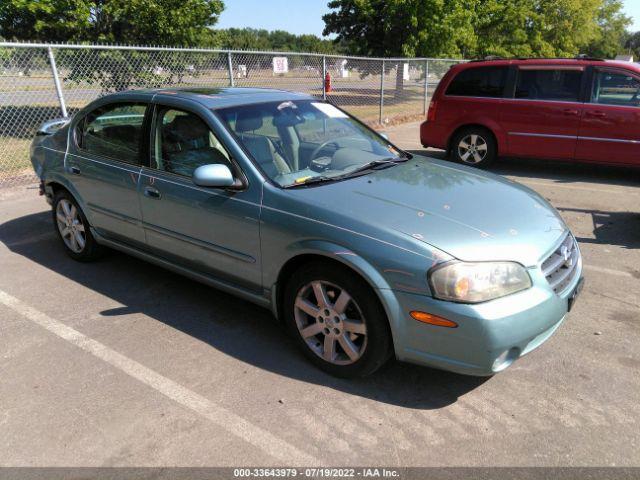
270;239;406;357
280;239;395;290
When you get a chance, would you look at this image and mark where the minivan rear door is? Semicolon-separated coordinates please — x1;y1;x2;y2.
500;65;585;159
575;67;640;165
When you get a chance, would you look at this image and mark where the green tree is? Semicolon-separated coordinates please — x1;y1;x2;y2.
323;0;631;61
214;27;342;54
323;0;476;91
584;0;631;58
472;0;603;57
0;0;224;46
0;0;91;42
624;30;640;60
323;0;477;58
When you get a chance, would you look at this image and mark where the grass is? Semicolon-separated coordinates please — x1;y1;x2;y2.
0;137;32;175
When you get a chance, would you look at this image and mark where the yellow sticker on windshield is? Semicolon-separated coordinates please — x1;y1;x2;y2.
295;176;313;183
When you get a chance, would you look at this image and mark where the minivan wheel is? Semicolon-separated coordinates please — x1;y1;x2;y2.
283;262;392;378
451;128;496;168
52;190;103;261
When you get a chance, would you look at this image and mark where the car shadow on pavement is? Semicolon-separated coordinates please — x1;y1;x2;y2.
0;211;488;410
406;149;640;188
555;206;640;250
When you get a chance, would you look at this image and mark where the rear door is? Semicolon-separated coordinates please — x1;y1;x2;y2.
575;67;640;165
67;99;148;248
500;65;585;159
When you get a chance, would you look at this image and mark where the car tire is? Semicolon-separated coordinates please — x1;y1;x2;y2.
52;189;103;262
283;261;392;377
450;127;496;168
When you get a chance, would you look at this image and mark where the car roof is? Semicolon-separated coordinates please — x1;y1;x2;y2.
453;58;640;74
114;87;315;109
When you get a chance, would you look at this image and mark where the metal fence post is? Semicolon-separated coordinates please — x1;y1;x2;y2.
227;51;235;87
47;46;68;118
322;55;327;99
379;59;385;124
423;59;430;115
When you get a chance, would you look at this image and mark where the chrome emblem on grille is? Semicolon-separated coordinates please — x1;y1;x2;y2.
560;245;573;267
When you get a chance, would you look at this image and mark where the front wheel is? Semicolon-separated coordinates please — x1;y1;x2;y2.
450;128;496;168
283;262;392;378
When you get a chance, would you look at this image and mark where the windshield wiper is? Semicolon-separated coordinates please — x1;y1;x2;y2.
283;175;336;188
335;157;406;179
283;157;407;188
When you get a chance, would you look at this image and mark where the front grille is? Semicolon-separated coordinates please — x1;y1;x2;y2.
542;233;581;294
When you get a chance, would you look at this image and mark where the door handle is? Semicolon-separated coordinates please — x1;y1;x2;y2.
563;109;579;116
586;111;606;118
144;186;161;199
68;166;81;175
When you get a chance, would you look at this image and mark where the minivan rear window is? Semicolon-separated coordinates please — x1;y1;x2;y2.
445;66;508;98
515;69;583;102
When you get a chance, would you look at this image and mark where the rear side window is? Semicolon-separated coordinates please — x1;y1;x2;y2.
77;103;147;164
515;69;583;102
445;66;508;98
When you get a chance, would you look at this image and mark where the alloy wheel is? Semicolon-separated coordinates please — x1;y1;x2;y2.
293;280;368;365
55;199;86;253
458;134;488;164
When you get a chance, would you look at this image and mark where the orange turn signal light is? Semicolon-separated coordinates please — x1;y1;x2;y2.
410;311;458;328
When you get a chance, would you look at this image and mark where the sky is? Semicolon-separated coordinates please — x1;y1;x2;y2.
216;0;332;36
216;0;640;37
623;0;640;31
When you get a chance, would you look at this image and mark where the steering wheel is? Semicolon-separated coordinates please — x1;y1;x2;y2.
309;140;339;162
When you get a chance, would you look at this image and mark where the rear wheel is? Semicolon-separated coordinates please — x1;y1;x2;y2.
52;189;103;261
283;262;391;377
450;127;496;168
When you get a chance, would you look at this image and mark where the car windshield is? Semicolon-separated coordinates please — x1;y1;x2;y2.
215;100;407;187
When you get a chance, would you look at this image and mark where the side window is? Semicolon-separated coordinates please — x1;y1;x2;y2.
591;70;640;107
152;108;231;177
445;66;508;98
77;103;146;164
515;69;583;102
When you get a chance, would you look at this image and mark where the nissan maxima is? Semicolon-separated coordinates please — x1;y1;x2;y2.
30;87;583;377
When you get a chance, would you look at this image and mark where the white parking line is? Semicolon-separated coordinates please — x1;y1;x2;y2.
0;290;319;465
584;264;636;279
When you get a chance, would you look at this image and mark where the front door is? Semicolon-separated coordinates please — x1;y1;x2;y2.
66;100;148;247
575;68;640;165
139;102;262;292
501;66;584;159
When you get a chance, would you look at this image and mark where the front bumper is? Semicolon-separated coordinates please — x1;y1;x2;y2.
380;264;583;376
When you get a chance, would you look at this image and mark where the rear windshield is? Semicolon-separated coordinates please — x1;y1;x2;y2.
446;66;508;98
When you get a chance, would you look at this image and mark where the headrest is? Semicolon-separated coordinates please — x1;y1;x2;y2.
235;110;263;133
169;114;209;141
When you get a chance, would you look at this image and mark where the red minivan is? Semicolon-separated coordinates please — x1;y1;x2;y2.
420;58;640;167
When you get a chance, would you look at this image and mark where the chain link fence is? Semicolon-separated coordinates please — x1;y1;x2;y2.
0;42;461;187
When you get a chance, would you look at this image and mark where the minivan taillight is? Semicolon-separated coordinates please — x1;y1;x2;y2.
426;99;437;122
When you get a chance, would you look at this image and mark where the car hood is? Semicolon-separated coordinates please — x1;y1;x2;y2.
291;157;566;266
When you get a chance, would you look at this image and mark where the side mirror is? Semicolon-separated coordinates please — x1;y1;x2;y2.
192;164;235;188
36;117;69;136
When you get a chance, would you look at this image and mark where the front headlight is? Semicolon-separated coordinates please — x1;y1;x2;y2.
428;261;532;303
